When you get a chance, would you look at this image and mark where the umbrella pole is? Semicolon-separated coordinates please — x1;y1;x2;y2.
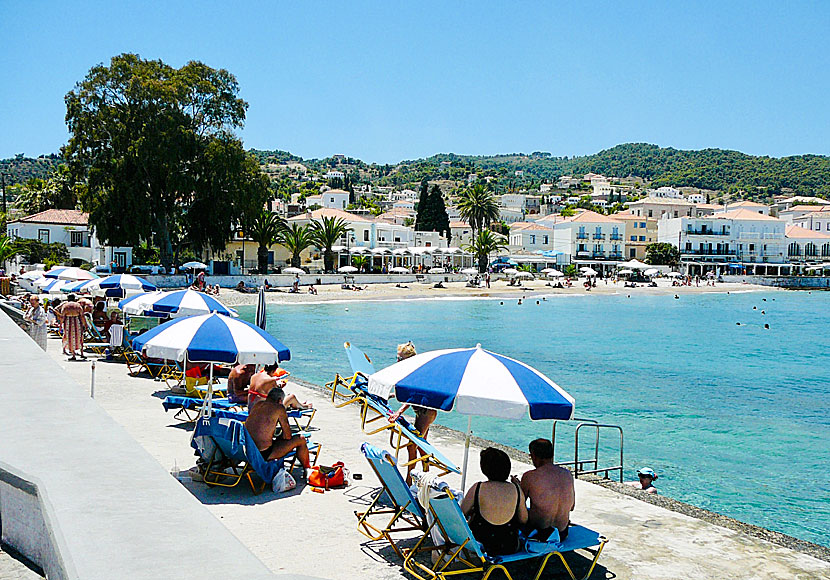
461;415;473;491
206;362;214;417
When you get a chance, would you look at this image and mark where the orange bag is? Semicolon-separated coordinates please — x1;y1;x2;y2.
308;462;346;490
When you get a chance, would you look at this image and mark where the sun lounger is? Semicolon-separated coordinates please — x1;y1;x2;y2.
191;416;320;494
404;494;607;580
83;313;111;354
355;442;432;558
123;336;175;378
163;395;315;431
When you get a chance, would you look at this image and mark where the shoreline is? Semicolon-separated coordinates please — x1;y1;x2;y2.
214;278;775;307
290;373;830;562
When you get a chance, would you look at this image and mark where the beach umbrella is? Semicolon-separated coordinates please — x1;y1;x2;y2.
667;272;682;278
181;261;208;270
514;271;534;280
255;286;267;331
371;247;391;255
461;268;479;275
60;279;97;294
283;267;304;275
90;274;157;297
19;270;45;281
618;269;634;275
617;259;650;270
368;344;575;489
349;247;369;254
503;268;519;275
644;268;659;276
542;268;564;277
338;265;359;273
121;289;237;318
44;266;98;281
36;278;72;293
581;267;598;276
428;267;446;274
390;266;410;274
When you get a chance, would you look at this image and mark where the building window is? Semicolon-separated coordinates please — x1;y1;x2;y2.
648;210;653;218
639;236;645;242
630;248;636;258
38;229;50;244
70;231;85;247
363;230;369;242
640;222;646;228
674;211;678;217
530;235;536;244
630;235;636;241
543;235;548;244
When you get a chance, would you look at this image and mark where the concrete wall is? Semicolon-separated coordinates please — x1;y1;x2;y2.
0;311;299;580
729;275;830;288
144;273;467;289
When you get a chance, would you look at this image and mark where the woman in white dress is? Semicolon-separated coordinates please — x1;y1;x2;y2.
24;295;48;351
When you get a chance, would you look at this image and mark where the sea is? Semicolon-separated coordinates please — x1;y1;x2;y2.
236;289;830;547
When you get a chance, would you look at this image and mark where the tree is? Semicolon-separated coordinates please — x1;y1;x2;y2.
457;184;499;235
464;229;507;273
311;216;350;273
64;53;269;270
351;255;370;273
563;264;578;277
413;179;429;230
0;235;18;270
248;210;285;274
645;242;680;267
12;239;69;266
279;222;313;268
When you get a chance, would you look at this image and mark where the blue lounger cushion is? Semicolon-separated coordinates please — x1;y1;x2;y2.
524;524;604;555
191;417;284;484
162;396;313;421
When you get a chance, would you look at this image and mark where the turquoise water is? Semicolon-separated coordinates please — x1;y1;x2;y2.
237;290;830;547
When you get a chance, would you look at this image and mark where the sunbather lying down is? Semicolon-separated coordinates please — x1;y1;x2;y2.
247;363;313;411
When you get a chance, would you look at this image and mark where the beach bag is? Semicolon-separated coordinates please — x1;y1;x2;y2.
308;462;346;490
271;468;297;493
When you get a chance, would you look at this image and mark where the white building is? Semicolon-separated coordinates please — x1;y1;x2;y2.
450;221;473;246
657;209;787;270
556;176;581;189
288;208;414;250
392;200;415;211
509;222;553;252
552;210;626;271
649;186;683;199
325;170;345;180
779;205;830;224
319;189;350;210
785;225;830;261
720;200;769;216
627;197;695;220
686;193;706;204
392;189;418;202
792;206;830;234
6;209;133;269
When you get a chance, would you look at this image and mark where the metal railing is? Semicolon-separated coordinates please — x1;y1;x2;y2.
609;234;623;241
593;234;605;240
576;233;589;240
686;229;730;236
551;418;624;482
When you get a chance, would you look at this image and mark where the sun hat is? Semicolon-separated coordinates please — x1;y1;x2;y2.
637;467;657;479
397;341;416;361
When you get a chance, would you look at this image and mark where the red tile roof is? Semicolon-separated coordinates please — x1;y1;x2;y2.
785;225;830;240
10;209;88;225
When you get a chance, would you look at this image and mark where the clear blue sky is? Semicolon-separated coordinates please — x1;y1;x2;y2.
2;1;828;163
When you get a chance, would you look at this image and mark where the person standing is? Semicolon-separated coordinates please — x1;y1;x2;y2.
60;294;87;360
24;295;48;351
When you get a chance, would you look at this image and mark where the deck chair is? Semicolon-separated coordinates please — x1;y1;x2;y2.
162;395;315;431
124;337;174;378
84;313;110;354
404;495;607;580
355;442;431;558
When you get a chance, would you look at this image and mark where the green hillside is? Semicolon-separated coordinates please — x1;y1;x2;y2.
1;154;63;185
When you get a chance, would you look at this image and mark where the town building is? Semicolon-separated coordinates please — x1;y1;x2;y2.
508;222;554;252
720;200;769;216
449;221;473;247
791;206;830;233
627;197;695;219
551;210;626;274
6;209;133;270
611;212;657;261
784;225;830;261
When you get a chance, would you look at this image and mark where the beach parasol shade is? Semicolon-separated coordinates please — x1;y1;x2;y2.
581;267;598;276
94;274;157;293
389;266;410;273
60;279;96;293
181;261;208;270
283;267;304;275
44;267;98;281
121;289;237;318
19;270;45;280
131;313;289;364
667;272;682;278
255;286;267;331
618;269;634;275
644;268;659;276
338;265;359;273
428;267;446;274
502;268;519;275
36;278;72;293
542;268;564;277
461;268;479;275
514;271;534;279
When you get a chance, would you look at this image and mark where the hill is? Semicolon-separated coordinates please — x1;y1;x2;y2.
0;153;64;185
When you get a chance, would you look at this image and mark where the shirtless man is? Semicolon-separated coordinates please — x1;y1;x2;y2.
520;438;574;542
227;364;255;404
247;363;311;411
245;387;310;473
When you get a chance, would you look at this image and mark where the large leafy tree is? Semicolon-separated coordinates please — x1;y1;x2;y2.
13;166;80;216
645;242;680;267
0;235;18;270
64;53;269;270
279;222;314;268
248;210;285;274
310;216;350;273
415;184;451;241
457;184;499;235
464;229;507;273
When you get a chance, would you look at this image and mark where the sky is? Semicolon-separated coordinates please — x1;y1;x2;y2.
1;1;829;163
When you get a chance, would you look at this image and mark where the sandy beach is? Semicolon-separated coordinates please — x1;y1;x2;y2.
215;278;773;307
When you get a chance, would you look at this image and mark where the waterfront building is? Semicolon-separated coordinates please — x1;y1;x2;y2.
627;197;695;219
785;224;830;261
508;222;554;252
5;209;133;270
779;204;830;224
791;205;830;233
611;212;657;261
552;210;626;274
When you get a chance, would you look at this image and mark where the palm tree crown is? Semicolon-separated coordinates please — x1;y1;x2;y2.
248;210;285;274
310;216;351;273
279;222;314;268
463;229;507;273
457;184;499;235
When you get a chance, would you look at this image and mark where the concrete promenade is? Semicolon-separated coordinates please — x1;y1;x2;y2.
0;313;298;580
24;324;830;580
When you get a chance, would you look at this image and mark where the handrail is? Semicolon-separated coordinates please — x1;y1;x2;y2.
551;419;624;483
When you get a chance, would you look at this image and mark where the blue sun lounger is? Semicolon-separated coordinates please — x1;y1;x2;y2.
162;395;315;430
325;343;460;476
404;494;608;580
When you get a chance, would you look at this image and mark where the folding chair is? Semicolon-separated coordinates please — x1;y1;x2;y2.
84;313;110;355
404;495;607;580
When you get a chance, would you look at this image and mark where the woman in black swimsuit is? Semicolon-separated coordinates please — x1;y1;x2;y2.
460;447;528;556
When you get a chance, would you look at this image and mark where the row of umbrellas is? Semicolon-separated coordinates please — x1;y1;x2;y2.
331;246;468;256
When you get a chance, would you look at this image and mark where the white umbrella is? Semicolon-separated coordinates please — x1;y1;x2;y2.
338;265;359;273
667;272;682;278
503;268;519;275
349;247;369;254
461;268;479;275
119;290;237;318
428;267;446;274
617;259;650;270
389;266;410;274
36;278;72;293
581;267;598;276
371;247;391;255
19;270;45;280
543;269;564;277
330;245;348;252
644;268;659;276
515;271;534;279
181;261;208;270
618;269;634;275
283;267;304;275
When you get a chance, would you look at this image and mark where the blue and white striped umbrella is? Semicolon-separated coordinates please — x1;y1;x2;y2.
94;274;156;293
44;267;98;281
35;278;72;294
60;279;97;294
255;286;267;330
131;313;289;364
369;344;574;421
120;289;237;318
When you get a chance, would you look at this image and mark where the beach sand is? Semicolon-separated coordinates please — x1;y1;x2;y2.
42;334;829;580
216;278;773;308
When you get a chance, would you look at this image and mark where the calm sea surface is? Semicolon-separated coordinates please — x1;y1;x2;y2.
237;289;830;547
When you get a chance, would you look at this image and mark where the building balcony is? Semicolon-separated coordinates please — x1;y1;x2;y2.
592;234;605;240
608;252;623;259
576;233;589;240
592;251;606;258
609;234;623;241
686;229;730;236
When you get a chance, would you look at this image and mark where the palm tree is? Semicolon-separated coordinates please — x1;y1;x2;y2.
464;229;507;273
0;235;18;271
248;210;285;274
310;216;351;273
279;222;314;268
351;255;370;273
457;184;500;235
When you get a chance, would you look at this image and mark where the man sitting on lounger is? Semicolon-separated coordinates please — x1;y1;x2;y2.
227;363;255;404
519;438;574;542
248;363;312;411
246;387;310;474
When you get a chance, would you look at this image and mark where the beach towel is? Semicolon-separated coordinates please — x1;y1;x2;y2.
62;314;84;351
